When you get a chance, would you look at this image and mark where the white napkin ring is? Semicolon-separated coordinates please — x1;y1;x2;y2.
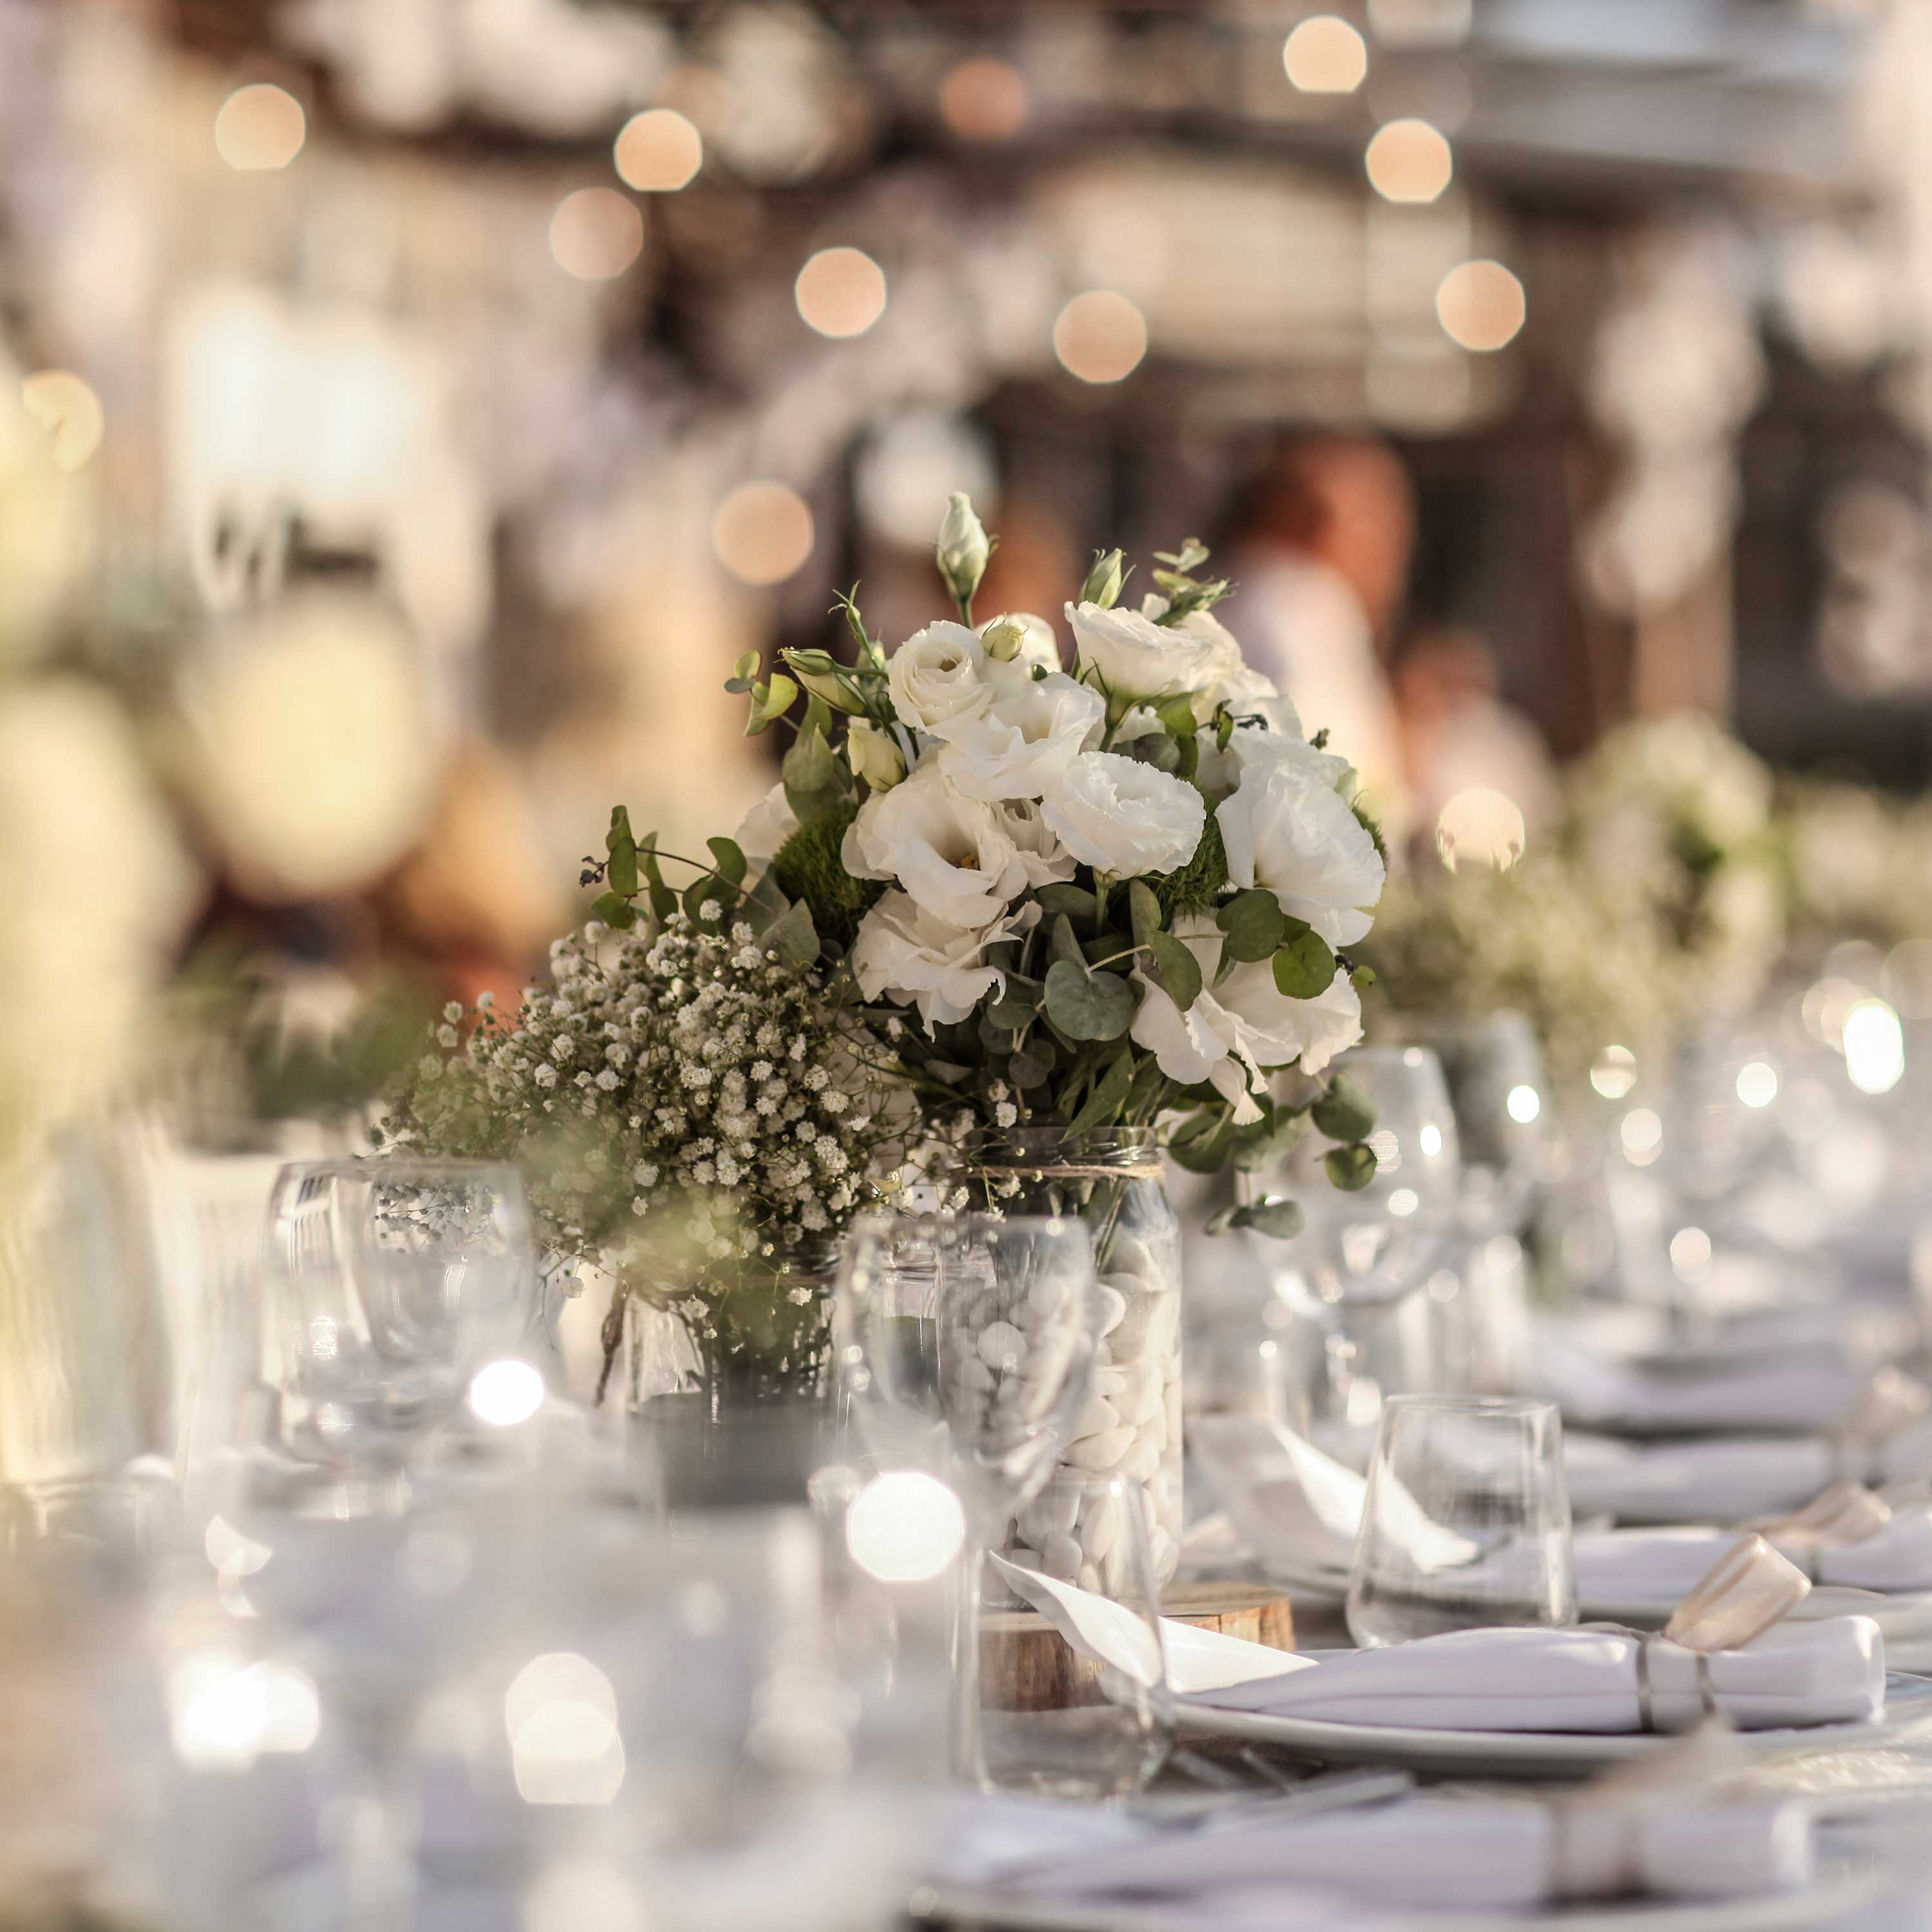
1751;1481;1892;1581
1584;1536;1812;1734
1830;1368;1932;1481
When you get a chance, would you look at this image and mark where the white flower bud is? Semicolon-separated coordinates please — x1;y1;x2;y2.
935;492;990;608
846;718;907;792
981;614;1028;663
1081;549;1126;609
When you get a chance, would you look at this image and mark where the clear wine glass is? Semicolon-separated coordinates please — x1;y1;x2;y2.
1269;1046;1463;1461
835;1213;1099;1788
1347;1394;1575;1648
262;1159;540;1501
1407;1012;1554;1392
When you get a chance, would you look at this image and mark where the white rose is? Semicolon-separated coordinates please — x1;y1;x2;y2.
887;621;990;734
847;718;908;791
1065;599;1236;705
841;758;1027;925
1217;759;1385;946
1128;917;1364;1122
853;891;1037;1032
938;672;1104;802
734;782;799;865
1039;750;1205;878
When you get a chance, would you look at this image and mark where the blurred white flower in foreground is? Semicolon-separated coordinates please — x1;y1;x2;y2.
0;681;201;1166
178;594;438;902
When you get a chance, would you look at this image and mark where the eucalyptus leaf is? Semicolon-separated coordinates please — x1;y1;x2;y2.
705;836;748;889
1169;1111;1236;1175
1148;931;1202;1010
1044;960;1135;1041
1324;1143;1378;1191
1229;1197;1306;1240
987;975;1043;1029
1008;1039;1055;1089
588;890;636;930
724;651;761;694
606;835;639;896
746;674;799;735
1048;914;1087;971
1217;889;1285;964
1128;880;1162;951
761;898;816;969
1272;927;1338;999
605;805;634;855
1066;1049;1135;1137
1311;1073;1376;1144
782;724;848;826
1035;883;1096;925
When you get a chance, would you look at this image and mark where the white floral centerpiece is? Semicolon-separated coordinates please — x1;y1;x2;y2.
387;494;1390;1426
1565;712;1785;1022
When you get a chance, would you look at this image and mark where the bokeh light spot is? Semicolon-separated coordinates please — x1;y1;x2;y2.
614;109;703;191
469;1359;545;1427
846;1471;965;1582
1283;16;1368;93
1736;1060;1779;1109
795;247;887;338
940;58;1029;140
549;189;645;280
214;83;306;171
1435;788;1525;871
712;481;814;586
21;371;104;471
1844;998;1906;1096
1437;260;1526;350
1591;1045;1638;1101
1506;1084;1542;1124
1365;117;1454;203
1052;290;1148;384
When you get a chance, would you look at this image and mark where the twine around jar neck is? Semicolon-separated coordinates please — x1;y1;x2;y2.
962;1126;1164;1183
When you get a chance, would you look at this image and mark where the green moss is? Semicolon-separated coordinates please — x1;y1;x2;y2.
1153;808;1229;916
772;805;883;951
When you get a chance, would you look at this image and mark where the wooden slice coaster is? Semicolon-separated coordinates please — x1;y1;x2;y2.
981;1582;1296;1712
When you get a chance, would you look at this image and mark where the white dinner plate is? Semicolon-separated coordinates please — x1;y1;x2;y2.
912;1870;1878;1932
1170;1672;1932;1780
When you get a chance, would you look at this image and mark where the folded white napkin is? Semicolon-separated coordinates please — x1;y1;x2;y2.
1535;1333;1864;1434
1577;1509;1932;1603
1566;1425;1932;1525
1189;1414;1363;1575
1186;1617;1885;1733
1010;1791;1815;1913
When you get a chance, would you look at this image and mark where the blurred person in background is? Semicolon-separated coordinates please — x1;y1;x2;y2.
1394;624;1558;867
1217;436;1416;848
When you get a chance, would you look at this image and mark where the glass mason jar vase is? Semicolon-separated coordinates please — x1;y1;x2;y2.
608;1240;838;1506
956;1128;1183;1586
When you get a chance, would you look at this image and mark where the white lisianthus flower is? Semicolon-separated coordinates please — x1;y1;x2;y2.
887;620;989;734
996;797;1079;890
1128;917;1364;1122
847;717;908;792
853;891;1039;1031
1195;714;1356;802
842;758;1027;925
1065;599;1237;705
938;672;1104;802
1217;759;1386;945
733;781;799;864
1039;750;1205;877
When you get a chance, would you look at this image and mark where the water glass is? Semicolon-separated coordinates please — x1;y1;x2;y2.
978;1472;1170;1799
1347;1394;1575;1648
263;1159;538;1481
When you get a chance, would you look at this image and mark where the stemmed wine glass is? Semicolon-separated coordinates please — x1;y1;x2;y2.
835;1213;1100;1788
1268;1046;1463;1461
1412;1012;1555;1390
261;1159;540;1507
